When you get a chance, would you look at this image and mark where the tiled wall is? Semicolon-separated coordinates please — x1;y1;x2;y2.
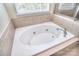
12;14;52;28
0;21;15;56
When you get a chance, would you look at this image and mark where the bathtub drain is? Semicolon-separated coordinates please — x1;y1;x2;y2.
46;29;48;31
33;32;36;34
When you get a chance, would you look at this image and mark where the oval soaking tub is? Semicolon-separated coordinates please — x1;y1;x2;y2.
11;22;74;56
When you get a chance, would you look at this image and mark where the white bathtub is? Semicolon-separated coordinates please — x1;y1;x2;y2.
11;22;74;56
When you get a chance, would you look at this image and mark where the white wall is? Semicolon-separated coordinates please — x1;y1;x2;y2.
0;4;10;37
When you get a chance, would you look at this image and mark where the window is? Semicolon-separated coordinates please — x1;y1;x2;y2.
14;3;49;15
55;3;76;17
75;7;79;19
74;4;79;19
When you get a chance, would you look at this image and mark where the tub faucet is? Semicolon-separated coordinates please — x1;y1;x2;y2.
57;28;67;37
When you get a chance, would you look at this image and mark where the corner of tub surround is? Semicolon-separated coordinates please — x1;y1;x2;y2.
50;14;79;37
0;21;15;56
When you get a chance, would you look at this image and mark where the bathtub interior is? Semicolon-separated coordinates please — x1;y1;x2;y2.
20;25;63;46
11;22;74;56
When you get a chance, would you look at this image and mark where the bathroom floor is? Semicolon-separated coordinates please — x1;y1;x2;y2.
51;40;79;56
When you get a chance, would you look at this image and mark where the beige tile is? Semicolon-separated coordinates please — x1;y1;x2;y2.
52;40;79;56
0;21;15;56
12;14;52;28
